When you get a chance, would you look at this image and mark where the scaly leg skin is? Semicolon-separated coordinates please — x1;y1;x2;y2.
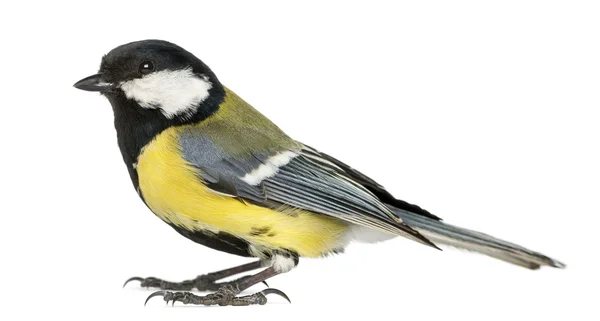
123;260;267;291
147;284;290;306
145;266;291;306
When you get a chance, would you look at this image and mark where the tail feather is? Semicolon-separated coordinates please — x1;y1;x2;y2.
389;205;565;269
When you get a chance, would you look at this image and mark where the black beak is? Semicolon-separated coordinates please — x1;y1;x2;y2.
73;73;115;92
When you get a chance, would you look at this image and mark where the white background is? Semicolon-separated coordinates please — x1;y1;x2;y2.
1;1;598;320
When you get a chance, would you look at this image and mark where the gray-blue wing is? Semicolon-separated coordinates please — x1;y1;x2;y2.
178;131;436;248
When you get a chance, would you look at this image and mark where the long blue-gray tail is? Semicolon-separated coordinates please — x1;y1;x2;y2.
389;205;565;269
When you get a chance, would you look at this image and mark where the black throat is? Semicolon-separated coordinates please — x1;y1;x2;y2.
106;86;225;191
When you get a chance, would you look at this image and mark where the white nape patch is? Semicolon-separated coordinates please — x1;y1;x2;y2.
119;68;212;118
271;255;296;273
241;151;298;185
343;224;397;244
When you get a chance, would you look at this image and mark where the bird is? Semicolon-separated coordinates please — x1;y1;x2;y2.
74;39;564;307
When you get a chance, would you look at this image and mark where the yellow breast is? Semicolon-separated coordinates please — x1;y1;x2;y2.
136;126;349;258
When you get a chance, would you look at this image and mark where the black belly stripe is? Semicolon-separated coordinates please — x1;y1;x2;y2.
167;223;252;257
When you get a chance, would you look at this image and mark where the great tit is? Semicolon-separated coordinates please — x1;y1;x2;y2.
74;40;564;307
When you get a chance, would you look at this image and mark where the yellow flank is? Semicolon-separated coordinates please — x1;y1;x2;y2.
136;127;349;258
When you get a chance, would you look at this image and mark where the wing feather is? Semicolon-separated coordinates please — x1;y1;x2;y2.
179;131;437;248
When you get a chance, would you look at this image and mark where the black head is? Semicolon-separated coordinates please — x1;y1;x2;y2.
74;40;226;189
74;39;225;122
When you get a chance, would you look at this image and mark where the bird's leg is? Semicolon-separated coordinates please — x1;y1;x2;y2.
123;260;267;291
145;263;292;306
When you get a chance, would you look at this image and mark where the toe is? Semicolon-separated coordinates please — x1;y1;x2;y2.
144;290;172;306
261;288;291;303
123;276;144;288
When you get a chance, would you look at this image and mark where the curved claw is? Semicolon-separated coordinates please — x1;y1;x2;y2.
261;280;269;287
123;277;144;288
145;291;170;306
261;288;291;303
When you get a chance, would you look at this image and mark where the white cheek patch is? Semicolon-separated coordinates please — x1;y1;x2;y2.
119;68;212;118
241;151;298;185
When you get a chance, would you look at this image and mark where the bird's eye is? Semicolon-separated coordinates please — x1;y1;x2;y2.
139;61;155;74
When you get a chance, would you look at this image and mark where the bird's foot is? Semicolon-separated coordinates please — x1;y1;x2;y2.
123;274;267;291
145;284;290;306
123;276;196;291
